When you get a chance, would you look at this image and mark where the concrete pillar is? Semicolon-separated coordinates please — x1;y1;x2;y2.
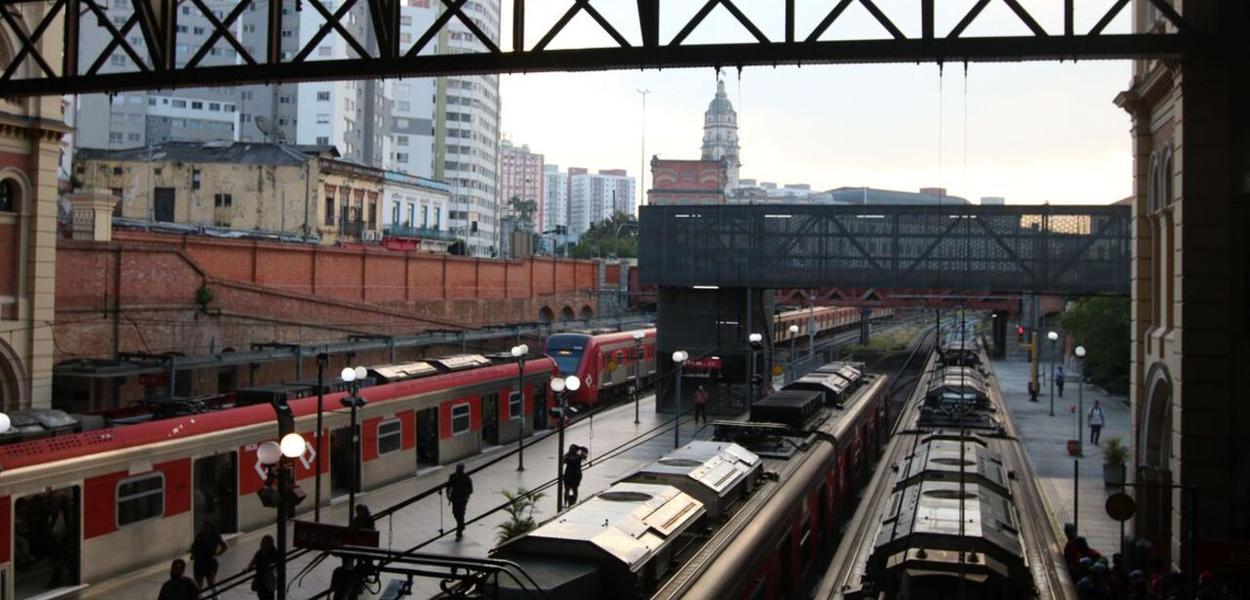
67;189;118;241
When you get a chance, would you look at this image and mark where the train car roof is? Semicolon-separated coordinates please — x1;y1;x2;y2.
873;479;1023;566
499;482;705;573
621;441;760;518
895;435;1011;498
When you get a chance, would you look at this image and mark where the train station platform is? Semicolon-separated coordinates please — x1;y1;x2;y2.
73;393;714;600
992;356;1132;560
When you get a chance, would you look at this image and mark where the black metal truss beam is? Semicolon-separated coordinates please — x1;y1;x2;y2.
0;0;1200;98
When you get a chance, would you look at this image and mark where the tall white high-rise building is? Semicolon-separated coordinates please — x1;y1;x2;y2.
701;79;741;190
567;168;636;236
543;164;568;232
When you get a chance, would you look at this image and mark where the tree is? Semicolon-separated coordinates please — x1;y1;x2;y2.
1059;297;1130;393
569;213;639;259
508;196;538;230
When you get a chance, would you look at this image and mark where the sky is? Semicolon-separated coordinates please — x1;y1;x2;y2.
496;1;1136;206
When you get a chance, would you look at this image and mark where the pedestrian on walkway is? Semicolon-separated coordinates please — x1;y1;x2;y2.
189;522;227;597
694;385;708;425
330;558;365;600
248;535;277;600
351;504;375;531
1088;400;1106;445
1056;366;1066;398
563;444;585;506
157;559;199;600
447;463;473;540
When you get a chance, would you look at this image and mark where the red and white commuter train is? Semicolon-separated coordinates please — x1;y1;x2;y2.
0;353;555;599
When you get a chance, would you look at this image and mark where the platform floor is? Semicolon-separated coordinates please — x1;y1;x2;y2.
74;393;715;600
992;356;1132;559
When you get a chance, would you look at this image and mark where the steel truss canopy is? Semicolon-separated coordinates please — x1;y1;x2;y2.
0;0;1193;98
638;204;1130;296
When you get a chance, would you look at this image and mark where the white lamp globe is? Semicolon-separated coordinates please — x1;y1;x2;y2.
257;441;282;466
632;330;645;340
280;433;306;459
1047;330;1059;341
353;366;368;381
549;377;565;393
672;350;687;363
341;367;356;382
511;344;528;357
565;375;581;391
1075;346;1086;358
749;333;763;343
789;324;799;334
0;412;11;435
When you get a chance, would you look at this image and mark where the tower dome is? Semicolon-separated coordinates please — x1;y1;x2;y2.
701;79;741;190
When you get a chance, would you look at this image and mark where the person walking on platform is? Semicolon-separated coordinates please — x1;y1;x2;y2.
562;445;585;506
694;385;709;425
351;504;375;531
248;535;278;600
1056;365;1066;398
189;522;227;598
447;463;473;540
158;559;199;600
1088;400;1106;445
1028;379;1040;402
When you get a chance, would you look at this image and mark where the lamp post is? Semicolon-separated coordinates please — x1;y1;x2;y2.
788;324;799;384
1075;346;1086;457
550;375;580;511
748;332;763;408
258;432;307;600
339;366;368;523
314;352;327;522
510;344;528;471
672;351;688;448
632;330;645;424
1047;330;1059;416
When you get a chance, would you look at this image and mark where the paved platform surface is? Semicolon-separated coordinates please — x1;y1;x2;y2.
992;356;1131;559
75;393;715;600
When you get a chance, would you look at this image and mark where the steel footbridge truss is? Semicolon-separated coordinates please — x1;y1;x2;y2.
638;204;1130;296
0;0;1192;98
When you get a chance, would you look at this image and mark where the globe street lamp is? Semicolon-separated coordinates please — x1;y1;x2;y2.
339;366;369;522
788;324;800;384
0;411;10;435
1047;331;1059;416
1075;345;1086;457
632;330;645;425
258;431;308;600
550;374;580;511
748;333;764;408
510;344;529;471
672;350;688;449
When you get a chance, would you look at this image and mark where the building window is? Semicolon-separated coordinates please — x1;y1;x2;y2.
192;169;201;189
171;99;186;108
0;179;15;212
451;403;471;435
315;136;329;146
214;193;232;207
377;419;402;455
421;205;428;228
392;201;400;225
509;391;522;420
117;472;164;527
395;153;408;162
324;187;336;226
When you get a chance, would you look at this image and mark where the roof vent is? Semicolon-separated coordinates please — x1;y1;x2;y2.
599;491;653;503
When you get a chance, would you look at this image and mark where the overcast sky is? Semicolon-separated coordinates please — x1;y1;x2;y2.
497;1;1134;206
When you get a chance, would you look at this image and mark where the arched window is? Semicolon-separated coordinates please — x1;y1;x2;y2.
0;178;15;212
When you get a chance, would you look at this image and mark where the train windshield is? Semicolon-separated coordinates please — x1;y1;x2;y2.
546;334;588;375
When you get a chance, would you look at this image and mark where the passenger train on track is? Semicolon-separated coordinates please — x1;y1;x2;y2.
484;361;892;600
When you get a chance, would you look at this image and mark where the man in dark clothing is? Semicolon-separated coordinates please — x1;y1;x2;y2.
447;464;473;540
190;522;228;596
1056;366;1066;398
562;445;585;506
158;559;199;600
693;385;708;424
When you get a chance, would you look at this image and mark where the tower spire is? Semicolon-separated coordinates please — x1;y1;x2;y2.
701;79;740;192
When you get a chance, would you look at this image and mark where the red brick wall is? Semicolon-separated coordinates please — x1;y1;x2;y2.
55;234;601;363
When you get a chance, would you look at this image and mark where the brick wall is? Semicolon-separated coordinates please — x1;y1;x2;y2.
55;232;600;361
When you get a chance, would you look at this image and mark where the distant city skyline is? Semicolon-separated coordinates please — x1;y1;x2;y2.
498;2;1134;207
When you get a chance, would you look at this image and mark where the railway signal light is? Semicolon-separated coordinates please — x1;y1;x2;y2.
1017;325;1025;342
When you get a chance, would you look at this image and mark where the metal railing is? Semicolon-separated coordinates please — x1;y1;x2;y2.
383;225;455;240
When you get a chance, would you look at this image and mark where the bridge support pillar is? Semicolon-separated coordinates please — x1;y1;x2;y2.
859;308;871;346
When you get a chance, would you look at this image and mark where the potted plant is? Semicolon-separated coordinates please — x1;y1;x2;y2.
495;488;544;545
1102;436;1128;487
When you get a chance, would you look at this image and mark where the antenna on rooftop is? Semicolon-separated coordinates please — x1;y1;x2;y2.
255;115;285;143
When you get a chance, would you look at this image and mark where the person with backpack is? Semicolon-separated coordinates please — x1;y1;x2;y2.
1088;400;1106;445
562;445;585;506
189;522;228;598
